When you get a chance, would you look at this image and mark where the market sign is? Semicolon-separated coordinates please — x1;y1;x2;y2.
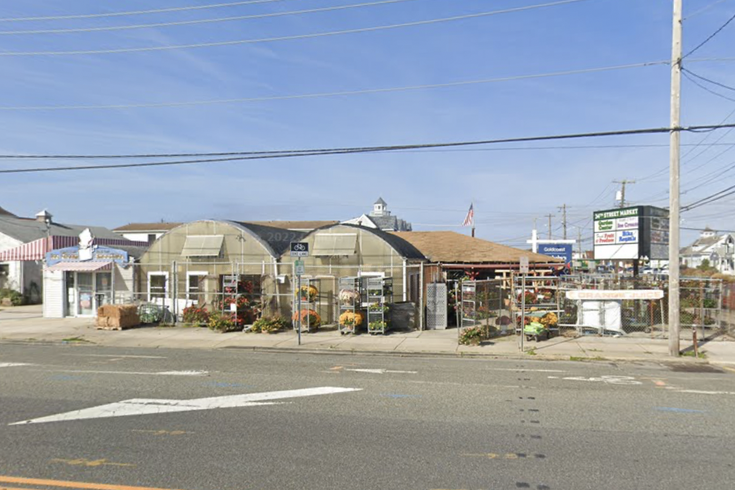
538;243;573;264
46;246;129;267
593;206;668;260
566;289;664;300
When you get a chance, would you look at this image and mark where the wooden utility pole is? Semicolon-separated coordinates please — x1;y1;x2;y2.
545;213;555;239
613;180;636;208
558;204;568;239
669;0;683;357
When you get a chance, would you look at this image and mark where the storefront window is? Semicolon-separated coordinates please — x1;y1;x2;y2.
77;273;94;316
187;272;206;304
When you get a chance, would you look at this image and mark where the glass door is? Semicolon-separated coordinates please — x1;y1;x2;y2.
77;273;95;316
95;272;112;309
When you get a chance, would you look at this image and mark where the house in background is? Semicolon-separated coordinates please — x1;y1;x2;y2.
113;222;182;244
0;207;143;301
681;227;735;274
343;198;412;232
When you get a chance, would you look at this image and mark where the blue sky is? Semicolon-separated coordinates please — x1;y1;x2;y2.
0;0;734;249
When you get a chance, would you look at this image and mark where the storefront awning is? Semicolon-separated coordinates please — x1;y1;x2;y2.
181;235;224;257
0;236;148;262
46;261;113;272
313;234;357;256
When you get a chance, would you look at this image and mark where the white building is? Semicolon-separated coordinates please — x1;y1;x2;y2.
680;227;735;274
343;198;412;232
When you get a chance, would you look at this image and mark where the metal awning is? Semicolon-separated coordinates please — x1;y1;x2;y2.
312;234;357;257
46;261;113;272
181;235;224;257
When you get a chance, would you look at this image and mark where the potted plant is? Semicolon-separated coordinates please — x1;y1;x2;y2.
339;310;364;334
207;311;240;333
368;303;390;314
182;305;209;326
368;320;388;333
292;309;321;331
338;289;360;306
299;285;319;302
459;326;483;346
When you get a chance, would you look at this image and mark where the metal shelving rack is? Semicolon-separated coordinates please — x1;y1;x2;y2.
293;278;319;333
338;276;361;335
365;277;392;335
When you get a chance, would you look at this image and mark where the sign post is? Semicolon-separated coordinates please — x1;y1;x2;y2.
519;256;529;352
290;243;309;346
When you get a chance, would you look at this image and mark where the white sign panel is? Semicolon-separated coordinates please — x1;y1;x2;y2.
594;244;639;260
616;229;638;244
519;256;529;274
566;289;664;300
594;219;616;233
594;232;616;245
616;217;639;230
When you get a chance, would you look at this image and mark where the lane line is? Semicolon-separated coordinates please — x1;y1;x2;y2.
29;369;208;377
0;475;187;490
0;363;32;368
486;368;566;373
344;368;417;374
63;354;166;359
655;407;707;413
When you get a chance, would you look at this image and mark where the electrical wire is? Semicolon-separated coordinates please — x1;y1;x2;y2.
683;10;735;58
683;67;735;92
0;0;419;36
0;61;667;111
683;69;735;103
3;123;735;174
685;0;732;20
0;0;591;57
0;0;291;22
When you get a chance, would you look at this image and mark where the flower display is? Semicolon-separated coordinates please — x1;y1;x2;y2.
182;305;209;325
299;285;319;302
338;289;360;305
292;309;321;329
368;320;388;332
339;310;364;327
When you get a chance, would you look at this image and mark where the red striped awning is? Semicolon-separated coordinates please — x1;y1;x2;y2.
0;236;147;262
45;261;113;272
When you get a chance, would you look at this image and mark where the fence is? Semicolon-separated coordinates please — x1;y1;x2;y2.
101;261;423;333
458;274;734;344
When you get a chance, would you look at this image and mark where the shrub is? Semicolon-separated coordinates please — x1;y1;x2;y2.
182;305;209;326
207;311;240;333
459;326;484;345
251;316;288;333
0;289;24;306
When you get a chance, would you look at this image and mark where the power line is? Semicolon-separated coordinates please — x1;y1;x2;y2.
685;0;732;20
3;123;735;174
683;9;735;58
683;67;735;92
0;0;417;36
0;0;289;22
683;69;735;102
0;61;667;111
0;0;591;57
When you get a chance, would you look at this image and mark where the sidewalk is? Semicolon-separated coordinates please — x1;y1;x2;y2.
1;305;734;366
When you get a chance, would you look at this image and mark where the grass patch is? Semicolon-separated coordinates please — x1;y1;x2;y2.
569;355;607;362
526;348;537;356
681;350;707;359
62;336;92;343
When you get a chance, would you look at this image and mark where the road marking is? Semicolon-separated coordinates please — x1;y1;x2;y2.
486;368;566;373
31;369;209;377
51;458;134;468
344;368;417;374
0;363;31;368
672;389;735;395
131;430;193;436
380;393;422;399
549;375;642;385
0;475;188;490
655;407;707;413
10;386;361;425
64;354;166;359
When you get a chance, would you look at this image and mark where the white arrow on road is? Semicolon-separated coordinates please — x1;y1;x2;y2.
10;387;361;425
344;368;417;374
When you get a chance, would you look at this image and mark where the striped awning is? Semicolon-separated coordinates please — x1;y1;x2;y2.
0;236;148;262
45;261;113;272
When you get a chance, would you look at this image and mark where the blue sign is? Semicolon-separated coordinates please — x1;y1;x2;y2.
46;246;129;267
538;244;573;265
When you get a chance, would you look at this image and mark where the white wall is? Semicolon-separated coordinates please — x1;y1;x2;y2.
117;232;163;242
43;269;65;318
0;232;23;293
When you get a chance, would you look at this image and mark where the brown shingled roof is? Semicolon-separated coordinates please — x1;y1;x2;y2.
244;220;339;231
390;231;562;264
0;206;16;217
113;222;182;232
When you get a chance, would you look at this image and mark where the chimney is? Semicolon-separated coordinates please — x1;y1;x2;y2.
35;209;53;225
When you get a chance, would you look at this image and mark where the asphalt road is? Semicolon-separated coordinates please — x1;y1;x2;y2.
0;343;734;490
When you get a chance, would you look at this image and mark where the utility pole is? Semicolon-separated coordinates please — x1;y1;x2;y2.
558;204;568;240
613;180;636;208
669;0;683;357
545;214;555;239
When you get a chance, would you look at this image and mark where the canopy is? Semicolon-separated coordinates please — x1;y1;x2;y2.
45;261;113;272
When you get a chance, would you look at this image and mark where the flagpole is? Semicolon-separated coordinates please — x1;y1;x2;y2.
471;202;475;237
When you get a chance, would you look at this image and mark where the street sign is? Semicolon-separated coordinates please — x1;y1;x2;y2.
290;242;309;257
520;256;529;274
294;259;305;276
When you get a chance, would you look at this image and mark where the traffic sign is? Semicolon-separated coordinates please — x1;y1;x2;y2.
290;242;309;257
294;259;305;276
520;256;530;274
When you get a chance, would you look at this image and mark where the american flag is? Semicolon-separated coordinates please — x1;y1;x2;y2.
462;203;474;227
